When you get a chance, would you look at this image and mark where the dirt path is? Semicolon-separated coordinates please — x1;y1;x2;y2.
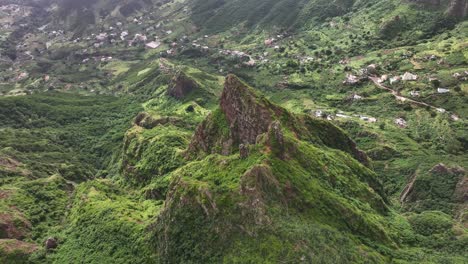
400;172;418;203
368;76;443;112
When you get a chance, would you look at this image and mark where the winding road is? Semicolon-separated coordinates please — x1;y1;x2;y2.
368;76;445;112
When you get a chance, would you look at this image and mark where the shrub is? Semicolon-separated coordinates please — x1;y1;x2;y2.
408;211;453;236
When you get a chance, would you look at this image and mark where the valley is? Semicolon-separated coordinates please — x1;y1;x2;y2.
0;0;467;263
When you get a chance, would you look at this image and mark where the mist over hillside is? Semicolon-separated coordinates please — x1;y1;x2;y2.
0;0;467;263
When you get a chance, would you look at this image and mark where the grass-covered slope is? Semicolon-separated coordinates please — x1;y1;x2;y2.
190;0;465;36
149;75;461;263
0;0;467;263
0;93;142;263
47;180;160;264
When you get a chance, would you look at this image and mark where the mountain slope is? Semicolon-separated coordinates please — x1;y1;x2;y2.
0;0;467;263
152;75;396;262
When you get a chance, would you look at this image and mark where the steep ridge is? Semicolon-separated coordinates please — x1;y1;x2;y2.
152;75;394;263
0;0;466;262
188;75;369;165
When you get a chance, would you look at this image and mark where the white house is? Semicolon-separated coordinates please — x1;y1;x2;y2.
437;88;450;94
401;72;418;81
145;41;161;49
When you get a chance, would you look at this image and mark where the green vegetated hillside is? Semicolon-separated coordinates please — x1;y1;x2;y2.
0;0;467;263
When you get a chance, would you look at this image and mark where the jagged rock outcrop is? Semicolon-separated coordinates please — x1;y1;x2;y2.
239;144;249;159
187;74;369;165
447;0;468;17
45;237;58;250
0;211;31;240
134;112;187;129
153;76;391;263
187;74;285;156
167;72;199;99
401;163;466;219
453;176;468;203
430;163;465;175
219;75;284;145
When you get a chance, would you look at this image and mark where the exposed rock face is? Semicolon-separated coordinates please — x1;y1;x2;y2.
134;112;186;129
0;212;31;240
239;144;249;159
188;74;286;156
265;121;287;159
453;176;468;203
44;237;58;250
430;163;465;175
401;163;466;215
447;0;468;17
167;72;198;99
0;239;38;256
238;165;281;226
220;74;284;145
187;74;369;166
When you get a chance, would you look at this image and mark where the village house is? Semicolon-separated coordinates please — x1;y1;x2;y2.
244;58;256;67
451;114;460;121
100;56;113;62
360;116;377;123
401;72;418;81
437;88;450;94
145;41;161;49
15;72;29;81
264;38;275;46
395;118;407;128
339;59;349;65
378;75;388;83
120;31;129;40
134;34;147;42
343;74;360;85
390;76;401;85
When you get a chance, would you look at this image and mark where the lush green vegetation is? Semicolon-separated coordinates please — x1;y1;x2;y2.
1;0;467;263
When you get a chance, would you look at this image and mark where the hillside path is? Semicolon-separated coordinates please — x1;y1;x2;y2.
368;76;442;111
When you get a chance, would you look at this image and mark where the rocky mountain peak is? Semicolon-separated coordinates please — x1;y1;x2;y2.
167;72;199;99
219;74;284;145
187;75;369;167
186;74;288;157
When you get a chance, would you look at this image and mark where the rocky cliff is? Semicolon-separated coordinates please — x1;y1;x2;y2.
188;74;369;165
